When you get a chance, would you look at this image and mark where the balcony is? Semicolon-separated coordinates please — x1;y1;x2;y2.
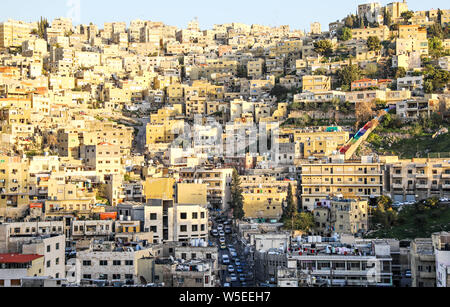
416;184;429;189
392;183;404;189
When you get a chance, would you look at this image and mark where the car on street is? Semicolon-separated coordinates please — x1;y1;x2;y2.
239;274;246;282
230;251;238;258
211;229;218;237
228;265;235;273
222;255;230;265
219;230;226;237
225;227;232;234
223;283;231;287
219;237;226;244
234;259;241;266
217;224;224;231
220;243;227;250
236;267;243;273
230;274;237;282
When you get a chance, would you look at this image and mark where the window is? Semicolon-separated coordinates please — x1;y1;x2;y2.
125;260;133;266
192;225;198;232
113;274;121;280
46;261;51;268
192;213;198;219
113;260;121;266
100;260;108;266
150;213;157;220
11;279;21;286
180;225;187;232
180;213;187;220
83;260;91;266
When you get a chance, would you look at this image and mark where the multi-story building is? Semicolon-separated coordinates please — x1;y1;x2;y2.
0;155;30;219
179;168;233;210
80;143;124;182
77;240;156;286
300;156;383;211
287;238;393;287
302;75;331;93
144;199;209;244
240;175;296;220
0;253;45;287
411;238;436;287
313;196;368;236
0;20;34;49
432;232;450;287
384;157;450;203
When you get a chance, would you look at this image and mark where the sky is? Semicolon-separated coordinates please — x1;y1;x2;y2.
1;0;449;32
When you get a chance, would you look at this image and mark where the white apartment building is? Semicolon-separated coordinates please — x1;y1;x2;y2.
144;199;209;244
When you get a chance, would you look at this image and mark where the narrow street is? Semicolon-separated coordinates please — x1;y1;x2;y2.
210;214;256;287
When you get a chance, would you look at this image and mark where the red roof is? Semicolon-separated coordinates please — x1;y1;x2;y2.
0;254;43;264
353;78;375;83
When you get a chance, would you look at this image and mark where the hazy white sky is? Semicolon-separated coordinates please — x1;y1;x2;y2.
1;0;449;31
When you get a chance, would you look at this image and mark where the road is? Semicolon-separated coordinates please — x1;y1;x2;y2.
211;215;256;287
134;118;149;154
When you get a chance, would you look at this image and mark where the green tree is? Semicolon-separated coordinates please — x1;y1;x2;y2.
344;15;354;28
230;169;245;220
237;65;248;78
364;63;379;78
401;11;414;24
337;64;362;90
429;36;444;58
314;40;333;57
37;17;49;39
338;27;352;41
383;8;392;26
424;65;450;93
395;67;406;79
313;68;328;76
367;36;381;52
288;212;315;232
428;23;444;40
377;196;393;211
270;85;290;101
281;184;296;221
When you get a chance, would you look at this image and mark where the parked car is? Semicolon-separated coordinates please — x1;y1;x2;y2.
219;230;226;237
217;224;224;231
230;274;237;282
211;229;218;237
223;283;231;287
219;237;226;244
220;243;227;250
228;265;235;273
